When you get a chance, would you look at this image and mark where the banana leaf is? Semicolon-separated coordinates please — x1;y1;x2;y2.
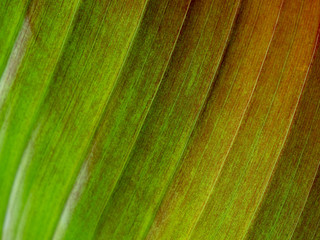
0;0;320;239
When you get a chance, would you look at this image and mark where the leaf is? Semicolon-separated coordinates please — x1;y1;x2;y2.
0;0;29;77
1;0;148;239
244;29;320;240
89;0;240;239
1;0;320;239
0;0;81;238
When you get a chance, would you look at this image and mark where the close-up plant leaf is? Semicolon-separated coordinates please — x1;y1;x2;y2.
1;0;320;239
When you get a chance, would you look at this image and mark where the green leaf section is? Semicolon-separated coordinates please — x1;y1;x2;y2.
244;30;320;240
1;0;320;239
146;0;286;238
187;0;320;239
53;0;192;239
0;0;30;76
92;0;241;239
1;0;148;239
0;0;81;237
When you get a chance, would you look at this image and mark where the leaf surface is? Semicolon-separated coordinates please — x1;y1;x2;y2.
1;0;320;239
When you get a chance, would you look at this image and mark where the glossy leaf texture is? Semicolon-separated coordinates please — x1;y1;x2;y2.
0;0;320;239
